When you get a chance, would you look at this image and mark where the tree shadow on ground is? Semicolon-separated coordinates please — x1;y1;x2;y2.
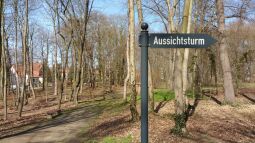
0;101;107;139
184;115;255;143
203;93;222;105
183;131;237;143
185;98;200;119
239;93;255;103
80;115;131;142
154;100;169;113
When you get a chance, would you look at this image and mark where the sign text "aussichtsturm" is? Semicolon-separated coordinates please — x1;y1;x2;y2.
149;33;217;48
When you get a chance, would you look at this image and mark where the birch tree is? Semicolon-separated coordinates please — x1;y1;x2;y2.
53;0;58;97
13;0;20;106
123;23;130;102
182;0;193;105
172;0;192;134
136;0;154;111
166;0;177;90
129;0;139;121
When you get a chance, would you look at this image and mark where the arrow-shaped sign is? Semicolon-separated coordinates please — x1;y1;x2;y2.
138;22;217;143
148;33;217;48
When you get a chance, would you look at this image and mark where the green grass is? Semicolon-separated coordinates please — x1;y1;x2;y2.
153;89;203;102
239;82;255;88
101;135;132;143
153;89;175;102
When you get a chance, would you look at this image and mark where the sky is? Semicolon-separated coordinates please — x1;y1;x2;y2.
34;0;165;34
94;0;165;31
93;0;126;15
35;0;128;31
33;0;255;34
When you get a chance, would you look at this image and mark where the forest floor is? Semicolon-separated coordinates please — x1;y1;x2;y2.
82;88;255;143
0;86;255;143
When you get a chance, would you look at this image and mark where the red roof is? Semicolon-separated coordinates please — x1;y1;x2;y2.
12;63;43;78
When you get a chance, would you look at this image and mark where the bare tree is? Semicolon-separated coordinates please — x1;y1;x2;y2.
42;33;49;102
72;0;91;105
129;0;139;121
172;0;192;134
53;0;59;97
56;1;73;110
13;0;20;106
18;0;29;117
182;0;193;105
123;23;130;102
136;0;154;111
216;0;235;103
28;29;36;99
0;0;7;120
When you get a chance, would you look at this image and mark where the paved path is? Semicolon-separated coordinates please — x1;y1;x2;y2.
0;100;110;143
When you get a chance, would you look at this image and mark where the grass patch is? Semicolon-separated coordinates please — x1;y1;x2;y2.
101;135;132;143
103;100;129;114
154;89;175;102
239;82;255;88
153;89;203;102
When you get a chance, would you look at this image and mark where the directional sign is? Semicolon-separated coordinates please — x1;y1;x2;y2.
138;22;217;143
148;33;217;48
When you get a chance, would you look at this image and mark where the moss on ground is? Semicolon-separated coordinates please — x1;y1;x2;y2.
100;135;132;143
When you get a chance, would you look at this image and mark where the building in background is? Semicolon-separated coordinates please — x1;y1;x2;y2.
10;63;43;89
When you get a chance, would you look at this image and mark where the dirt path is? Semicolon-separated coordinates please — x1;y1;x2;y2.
0;98;117;143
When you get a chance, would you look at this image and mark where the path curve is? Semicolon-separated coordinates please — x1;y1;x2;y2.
0;100;112;143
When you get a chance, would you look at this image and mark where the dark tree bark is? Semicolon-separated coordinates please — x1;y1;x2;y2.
72;0;90;105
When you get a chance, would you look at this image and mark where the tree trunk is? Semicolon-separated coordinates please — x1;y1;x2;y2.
182;0;193;105
58;48;69;111
1;0;7;120
123;31;130;102
45;38;49;102
70;46;76;101
3;45;7;121
148;62;154;111
80;46;87;94
18;0;28;117
28;33;35;99
166;0;177;90
42;40;45;90
72;0;90;105
79;62;84;94
172;0;191;134
216;0;235;103
14;0;20;107
166;0;177;33
129;0;139;122
136;0;154;111
53;0;58;97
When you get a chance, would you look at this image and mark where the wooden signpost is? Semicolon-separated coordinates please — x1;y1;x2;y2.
138;22;217;143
